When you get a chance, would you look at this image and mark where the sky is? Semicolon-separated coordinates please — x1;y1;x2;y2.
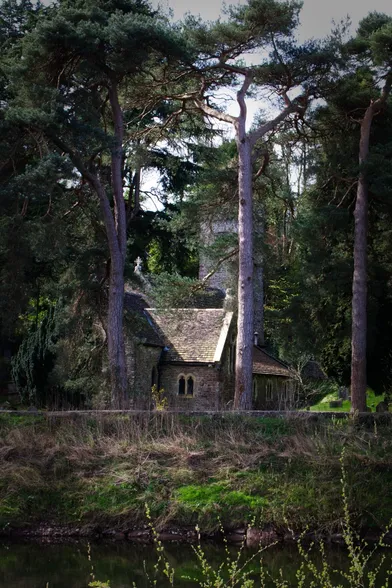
153;0;392;41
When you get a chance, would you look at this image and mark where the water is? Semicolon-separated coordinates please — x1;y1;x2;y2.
0;539;389;587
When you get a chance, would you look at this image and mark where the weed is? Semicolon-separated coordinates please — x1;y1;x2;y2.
151;385;168;411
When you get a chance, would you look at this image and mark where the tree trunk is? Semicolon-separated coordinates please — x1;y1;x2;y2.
107;83;128;408
107;253;127;408
194;80;297;411
350;105;373;413
49;83;129;408
234;121;254;410
253;213;264;346
253;263;264;346
89;176;127;408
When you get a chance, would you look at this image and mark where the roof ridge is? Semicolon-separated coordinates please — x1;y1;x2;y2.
213;312;234;363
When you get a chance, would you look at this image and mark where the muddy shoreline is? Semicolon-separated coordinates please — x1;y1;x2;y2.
2;523;391;547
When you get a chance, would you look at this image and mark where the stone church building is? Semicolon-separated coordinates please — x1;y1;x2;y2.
124;290;294;410
124;221;295;410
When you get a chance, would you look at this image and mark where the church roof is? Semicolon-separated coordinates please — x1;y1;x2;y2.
253;347;292;377
124;293;164;347
124;291;292;376
146;308;233;363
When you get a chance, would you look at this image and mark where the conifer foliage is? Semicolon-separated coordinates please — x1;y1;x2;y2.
2;0;392;411
6;0;186;407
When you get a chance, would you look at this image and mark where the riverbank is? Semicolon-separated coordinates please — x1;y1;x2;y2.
1;412;392;542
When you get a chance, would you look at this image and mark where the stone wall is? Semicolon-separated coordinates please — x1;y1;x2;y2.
124;337;137;393
134;345;162;409
159;364;222;411
125;339;162;409
219;334;236;409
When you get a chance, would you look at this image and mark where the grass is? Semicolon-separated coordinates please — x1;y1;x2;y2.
309;388;386;412
1;413;392;536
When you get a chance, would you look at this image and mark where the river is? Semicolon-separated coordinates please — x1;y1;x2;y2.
0;539;390;587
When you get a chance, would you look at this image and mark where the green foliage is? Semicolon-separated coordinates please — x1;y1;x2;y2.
11;304;58;406
309;388;388;413
264;9;392;390
0;0;391;408
150;272;202;307
177;483;267;511
151;384;168;411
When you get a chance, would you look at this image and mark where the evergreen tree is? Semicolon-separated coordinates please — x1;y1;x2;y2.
169;0;338;408
348;13;392;411
6;0;187;406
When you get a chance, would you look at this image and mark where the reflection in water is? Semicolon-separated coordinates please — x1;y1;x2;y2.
0;539;388;587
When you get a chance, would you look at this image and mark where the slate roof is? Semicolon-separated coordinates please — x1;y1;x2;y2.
253;347;292;377
124;291;292;376
124;293;164;347
146;308;233;363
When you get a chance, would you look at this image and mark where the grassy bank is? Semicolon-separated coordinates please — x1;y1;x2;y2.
308;387;387;412
1;413;392;537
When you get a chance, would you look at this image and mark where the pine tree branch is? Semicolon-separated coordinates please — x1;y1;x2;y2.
198;247;239;288
248;103;297;146
236;72;253;123
47;132;120;257
193;98;237;125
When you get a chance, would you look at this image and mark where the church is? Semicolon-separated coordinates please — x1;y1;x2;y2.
124;222;295;411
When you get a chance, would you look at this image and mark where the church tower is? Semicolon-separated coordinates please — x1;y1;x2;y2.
198;220;238;292
199;219;264;346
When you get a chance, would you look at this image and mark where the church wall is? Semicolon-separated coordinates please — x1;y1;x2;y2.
252;375;296;410
124;337;137;394
159;364;222;411
219;337;236;409
127;343;162;409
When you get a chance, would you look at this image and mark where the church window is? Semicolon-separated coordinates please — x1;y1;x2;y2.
151;367;156;387
187;376;194;396
178;376;185;395
178;374;195;396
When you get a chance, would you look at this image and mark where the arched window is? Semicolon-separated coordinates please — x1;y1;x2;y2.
187;376;194;396
151;367;156;388
178;376;185;395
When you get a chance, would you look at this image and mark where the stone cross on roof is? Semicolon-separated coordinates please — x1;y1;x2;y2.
134;256;143;274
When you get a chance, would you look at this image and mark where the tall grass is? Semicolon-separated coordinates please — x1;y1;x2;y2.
1;413;392;535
